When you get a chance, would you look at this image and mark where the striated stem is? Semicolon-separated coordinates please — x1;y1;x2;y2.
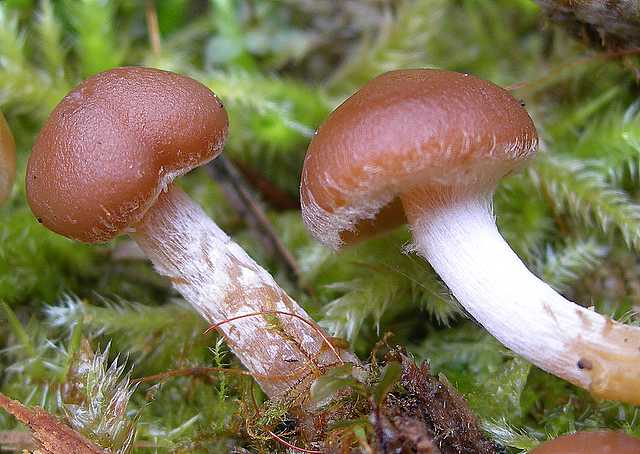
402;188;640;405
134;185;354;400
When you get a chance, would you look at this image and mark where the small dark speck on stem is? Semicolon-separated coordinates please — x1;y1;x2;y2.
577;358;593;370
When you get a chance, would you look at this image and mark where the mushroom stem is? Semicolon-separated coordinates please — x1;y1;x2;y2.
133;185;353;399
401;187;640;404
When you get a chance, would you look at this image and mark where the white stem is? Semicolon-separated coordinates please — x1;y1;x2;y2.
133;185;354;400
403;189;640;405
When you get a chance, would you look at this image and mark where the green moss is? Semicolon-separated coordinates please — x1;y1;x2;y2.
2;1;640;452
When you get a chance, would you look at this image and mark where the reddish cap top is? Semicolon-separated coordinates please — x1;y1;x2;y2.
300;69;537;249
26;67;228;243
530;431;640;454
0;111;16;205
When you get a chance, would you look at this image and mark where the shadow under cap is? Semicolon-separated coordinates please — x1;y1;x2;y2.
26;66;229;243
300;69;537;249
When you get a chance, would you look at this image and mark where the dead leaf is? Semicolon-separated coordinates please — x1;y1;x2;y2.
0;392;106;454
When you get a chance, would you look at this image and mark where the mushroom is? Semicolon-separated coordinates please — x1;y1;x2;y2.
27;66;352;399
530;431;640;454
300;69;640;404
0;111;16;205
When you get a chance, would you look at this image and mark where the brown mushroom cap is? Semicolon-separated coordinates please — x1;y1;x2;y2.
26;67;228;243
300;69;538;249
530;431;640;454
0;111;16;205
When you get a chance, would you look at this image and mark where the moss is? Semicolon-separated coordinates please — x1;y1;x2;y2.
2;1;640;452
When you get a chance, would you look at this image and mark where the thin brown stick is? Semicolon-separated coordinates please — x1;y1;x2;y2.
232;158;300;210
145;0;162;56
206;157;308;292
267;430;323;454
132;366;252;384
204;310;344;366
134;362;314;384
505;47;640;93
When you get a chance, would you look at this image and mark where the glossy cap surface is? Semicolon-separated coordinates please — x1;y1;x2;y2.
531;431;640;454
27;67;228;242
0;112;16;205
300;69;537;249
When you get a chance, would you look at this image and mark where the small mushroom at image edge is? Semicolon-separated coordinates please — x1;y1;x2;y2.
0;110;16;205
26;66;354;400
300;68;640;405
530;431;640;454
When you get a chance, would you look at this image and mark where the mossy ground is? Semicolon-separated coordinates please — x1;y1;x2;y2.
1;1;640;452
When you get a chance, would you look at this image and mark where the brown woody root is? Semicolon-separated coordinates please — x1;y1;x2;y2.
372;350;502;454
